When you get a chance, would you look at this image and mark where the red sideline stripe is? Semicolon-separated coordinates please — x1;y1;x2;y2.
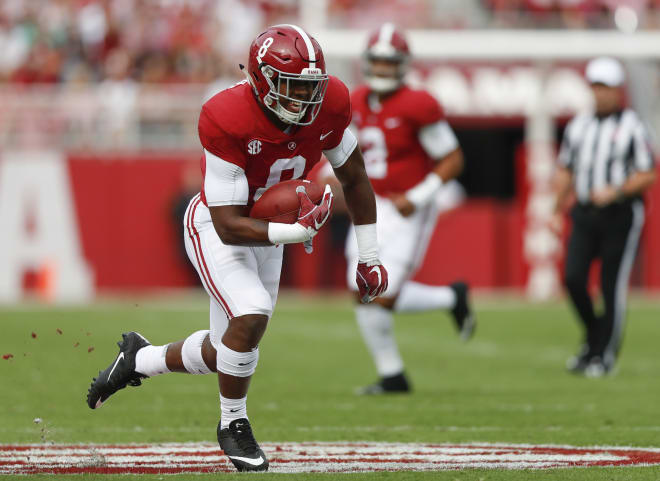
189;197;234;318
185;195;234;318
185;194;220;309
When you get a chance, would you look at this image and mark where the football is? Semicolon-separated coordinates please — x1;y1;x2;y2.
250;179;323;224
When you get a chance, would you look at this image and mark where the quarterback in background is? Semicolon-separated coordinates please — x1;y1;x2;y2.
86;25;388;472
330;24;475;395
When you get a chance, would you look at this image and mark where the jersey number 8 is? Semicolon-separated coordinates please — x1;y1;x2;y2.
253;155;307;202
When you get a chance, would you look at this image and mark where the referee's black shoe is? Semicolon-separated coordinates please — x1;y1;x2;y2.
566;344;592;374
567;348;613;377
584;356;613;378
450;281;476;341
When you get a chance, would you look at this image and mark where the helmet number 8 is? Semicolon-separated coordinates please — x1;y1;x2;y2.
256;37;274;65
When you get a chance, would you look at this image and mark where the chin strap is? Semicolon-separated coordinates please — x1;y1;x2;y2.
240;64;258;94
274;101;307;124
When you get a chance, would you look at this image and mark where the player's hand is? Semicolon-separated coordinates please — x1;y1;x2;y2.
591;186;620;207
390;194;415;217
356;261;388;303
296;184;334;253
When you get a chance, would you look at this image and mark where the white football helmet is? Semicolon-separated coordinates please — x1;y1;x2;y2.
364;23;410;94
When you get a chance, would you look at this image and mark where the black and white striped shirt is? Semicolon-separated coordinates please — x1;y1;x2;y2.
558;109;655;204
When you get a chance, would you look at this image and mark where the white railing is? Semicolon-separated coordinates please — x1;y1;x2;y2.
0;65;594;153
0;84;210;151
317;29;660;60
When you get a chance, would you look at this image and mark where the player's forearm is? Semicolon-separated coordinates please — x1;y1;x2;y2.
334;149;377;225
214;218;272;246
209;207;271;246
404;148;463;210
620;170;656;197
339;170;381;263
342;175;377;225
332;149;381;262
431;147;463;182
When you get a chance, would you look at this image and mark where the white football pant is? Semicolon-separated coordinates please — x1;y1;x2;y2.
184;193;282;347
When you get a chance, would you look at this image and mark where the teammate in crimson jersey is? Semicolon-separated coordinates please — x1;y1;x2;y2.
326;23;476;395
86;25;388;472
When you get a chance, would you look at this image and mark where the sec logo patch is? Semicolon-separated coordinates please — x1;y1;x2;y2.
288;141;296;150
247;139;262;155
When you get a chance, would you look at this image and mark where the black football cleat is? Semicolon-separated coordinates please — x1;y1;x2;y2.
355;372;411;395
218;418;269;472
450;281;476;341
86;332;150;409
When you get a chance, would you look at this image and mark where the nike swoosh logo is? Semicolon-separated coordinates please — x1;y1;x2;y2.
313;200;331;231
237;360;255;366
319;130;333;140
228;455;265;466
229;408;240;413
108;352;124;380
369;266;382;288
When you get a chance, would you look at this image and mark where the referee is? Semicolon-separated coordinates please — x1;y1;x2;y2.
553;57;656;377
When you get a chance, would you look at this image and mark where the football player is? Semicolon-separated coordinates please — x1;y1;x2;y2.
86;25;388;472
332;23;476;395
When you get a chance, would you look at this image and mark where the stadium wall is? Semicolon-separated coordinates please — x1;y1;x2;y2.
1;151;658;302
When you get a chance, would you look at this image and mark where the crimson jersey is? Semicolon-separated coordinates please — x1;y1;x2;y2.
351;85;445;196
198;75;351;207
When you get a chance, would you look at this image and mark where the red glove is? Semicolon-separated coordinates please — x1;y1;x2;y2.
296;184;333;253
356;261;388;303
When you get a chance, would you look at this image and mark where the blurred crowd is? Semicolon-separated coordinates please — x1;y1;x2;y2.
485;0;660;29
333;0;660;29
0;0;296;86
1;0;658;86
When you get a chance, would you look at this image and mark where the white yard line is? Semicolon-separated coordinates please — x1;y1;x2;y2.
1;441;660;474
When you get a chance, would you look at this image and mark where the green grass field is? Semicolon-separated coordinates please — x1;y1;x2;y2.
1;291;659;480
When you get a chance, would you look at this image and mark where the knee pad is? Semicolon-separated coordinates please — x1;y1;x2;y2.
181;330;212;374
217;343;259;377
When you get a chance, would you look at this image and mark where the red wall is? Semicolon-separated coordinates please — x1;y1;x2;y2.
69;153;199;289
413;201;525;287
66;153;660;291
642;183;660;287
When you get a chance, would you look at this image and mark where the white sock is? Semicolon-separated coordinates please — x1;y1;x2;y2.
135;345;170;377
394;281;456;313
355;304;403;377
220;394;247;429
